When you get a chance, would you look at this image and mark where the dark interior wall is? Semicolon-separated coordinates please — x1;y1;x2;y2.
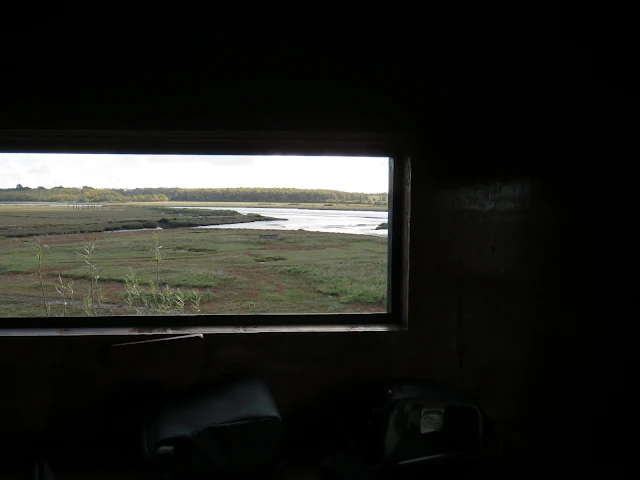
0;8;614;474
0;154;608;473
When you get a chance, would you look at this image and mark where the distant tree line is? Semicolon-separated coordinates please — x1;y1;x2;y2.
0;186;388;204
0;186;168;203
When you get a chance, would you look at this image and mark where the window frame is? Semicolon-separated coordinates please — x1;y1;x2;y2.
0;129;410;336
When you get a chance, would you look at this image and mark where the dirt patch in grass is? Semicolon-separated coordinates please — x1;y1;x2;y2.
0;273;28;282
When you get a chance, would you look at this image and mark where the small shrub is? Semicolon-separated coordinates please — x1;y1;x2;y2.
32;238;50;317
151;234;166;283
123;268;207;315
54;274;74;317
121;221;143;230
78;240;103;315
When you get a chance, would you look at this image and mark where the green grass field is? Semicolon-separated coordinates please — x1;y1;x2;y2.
0;206;387;317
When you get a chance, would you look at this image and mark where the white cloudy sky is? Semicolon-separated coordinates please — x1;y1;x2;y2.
0;154;389;193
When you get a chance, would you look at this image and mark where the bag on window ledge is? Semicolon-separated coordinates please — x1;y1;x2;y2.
344;381;499;469
142;376;283;479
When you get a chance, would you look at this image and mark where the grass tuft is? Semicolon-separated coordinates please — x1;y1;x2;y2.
254;256;287;263
279;261;386;305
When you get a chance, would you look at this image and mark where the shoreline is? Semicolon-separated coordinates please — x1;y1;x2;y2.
0;208;283;238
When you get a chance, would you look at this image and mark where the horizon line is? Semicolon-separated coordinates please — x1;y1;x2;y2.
2;185;389;195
